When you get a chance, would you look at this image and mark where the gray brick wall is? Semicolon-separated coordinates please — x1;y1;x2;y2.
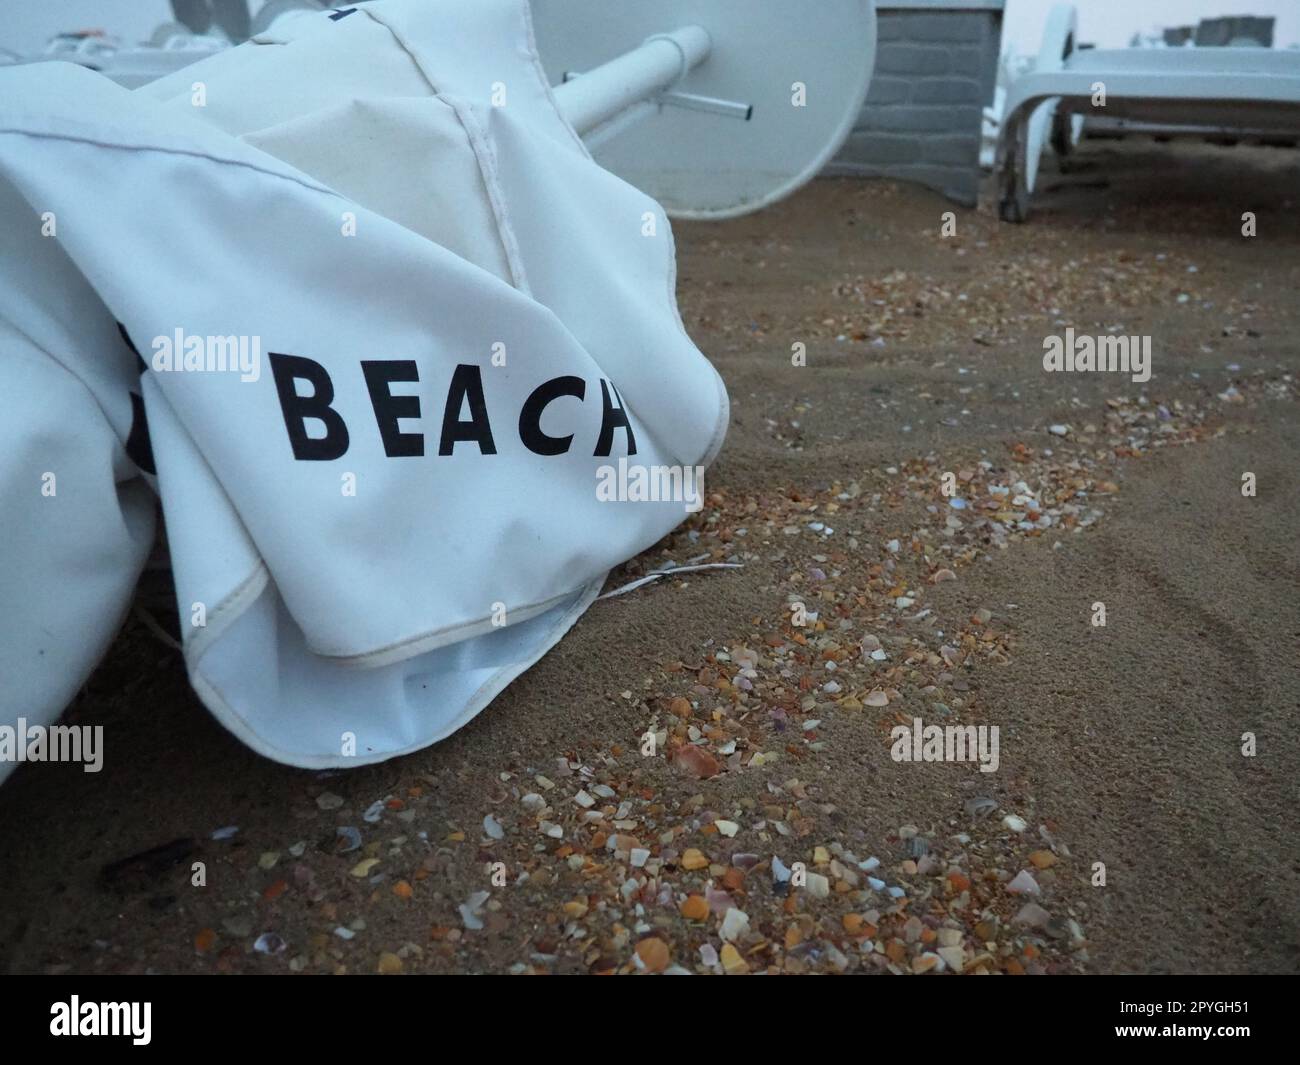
825;0;1004;206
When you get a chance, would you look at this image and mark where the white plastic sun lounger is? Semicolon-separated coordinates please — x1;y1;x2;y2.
995;3;1300;221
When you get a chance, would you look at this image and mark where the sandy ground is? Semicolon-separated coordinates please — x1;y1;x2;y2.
2;139;1298;975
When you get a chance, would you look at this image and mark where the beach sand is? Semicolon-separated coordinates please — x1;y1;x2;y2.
2;139;1297;974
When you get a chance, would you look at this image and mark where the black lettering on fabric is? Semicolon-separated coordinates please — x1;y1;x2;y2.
519;375;585;456
362;359;423;457
594;378;637;457
269;352;350;460
438;364;497;456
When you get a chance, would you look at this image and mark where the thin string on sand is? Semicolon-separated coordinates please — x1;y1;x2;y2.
598;562;743;601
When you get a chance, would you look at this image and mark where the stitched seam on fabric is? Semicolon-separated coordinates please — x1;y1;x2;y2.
188;575;604;768
357;5;439;93
304;584;587;667
0;127;340;199
185;563;270;659
448;100;532;296
519;0;589;155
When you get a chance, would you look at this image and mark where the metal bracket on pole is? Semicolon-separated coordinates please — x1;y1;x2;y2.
658;90;752;121
561;70;752;127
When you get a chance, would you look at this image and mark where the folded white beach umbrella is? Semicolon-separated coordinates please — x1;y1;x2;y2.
0;0;728;779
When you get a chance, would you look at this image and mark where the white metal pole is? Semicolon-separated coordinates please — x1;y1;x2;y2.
552;25;712;136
